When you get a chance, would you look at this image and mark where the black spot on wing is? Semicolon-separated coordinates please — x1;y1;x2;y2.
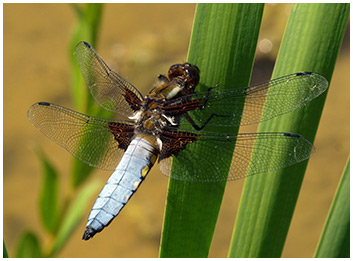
38;102;51;106
283;132;301;138
83;41;91;48
296;71;312;76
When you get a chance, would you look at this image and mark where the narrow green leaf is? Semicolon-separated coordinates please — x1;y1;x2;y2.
15;231;42;258
4;240;9;258
315;158;350;258
70;158;95;189
83;4;103;49
34;146;60;234
229;3;349;257
50;180;99;257
68;3;110;188
69;3;104;112
160;3;264;257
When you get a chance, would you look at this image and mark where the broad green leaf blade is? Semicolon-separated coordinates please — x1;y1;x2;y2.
34;146;60;234
4;240;9;258
229;3;349;257
315;158;350;258
160;3;264;257
15;231;42;258
50;181;99;256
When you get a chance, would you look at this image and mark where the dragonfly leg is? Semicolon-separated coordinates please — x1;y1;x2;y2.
199;84;219;109
183;112;229;131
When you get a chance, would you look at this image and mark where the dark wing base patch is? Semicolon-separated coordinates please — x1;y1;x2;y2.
124;89;143;112
159;131;198;161
108;122;135;150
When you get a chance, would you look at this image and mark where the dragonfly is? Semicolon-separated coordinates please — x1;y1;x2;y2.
28;41;328;240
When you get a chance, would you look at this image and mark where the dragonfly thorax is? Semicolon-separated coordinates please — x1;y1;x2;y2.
134;105;176;137
132;63;200;137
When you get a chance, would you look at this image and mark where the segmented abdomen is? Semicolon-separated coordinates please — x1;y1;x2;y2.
82;136;158;240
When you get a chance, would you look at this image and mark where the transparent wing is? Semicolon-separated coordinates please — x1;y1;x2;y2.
167;72;328;131
28;102;135;171
159;132;314;182
75;41;144;117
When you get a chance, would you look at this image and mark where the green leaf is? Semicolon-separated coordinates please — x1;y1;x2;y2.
50;180;99;256
160;3;264;257
15;231;42;258
70;158;95;189
34;146;60;234
69;3;104;112
4;240;9;258
228;3;349;257
315;158;350;258
68;3;111;188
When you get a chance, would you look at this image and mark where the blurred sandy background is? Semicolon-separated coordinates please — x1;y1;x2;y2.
3;3;349;258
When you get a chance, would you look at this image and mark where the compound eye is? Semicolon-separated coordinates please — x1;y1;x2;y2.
168;65;184;80
184;63;200;73
169;63;181;70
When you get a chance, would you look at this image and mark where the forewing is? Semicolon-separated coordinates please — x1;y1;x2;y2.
28;102;135;171
169;72;328;131
75;41;144;116
159;132;314;182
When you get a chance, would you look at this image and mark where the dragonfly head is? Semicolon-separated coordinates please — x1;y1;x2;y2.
168;63;200;94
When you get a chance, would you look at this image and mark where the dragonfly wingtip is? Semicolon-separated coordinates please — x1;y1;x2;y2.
82;226;96;241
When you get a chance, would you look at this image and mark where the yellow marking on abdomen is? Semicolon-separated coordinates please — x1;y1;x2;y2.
141;165;150;177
